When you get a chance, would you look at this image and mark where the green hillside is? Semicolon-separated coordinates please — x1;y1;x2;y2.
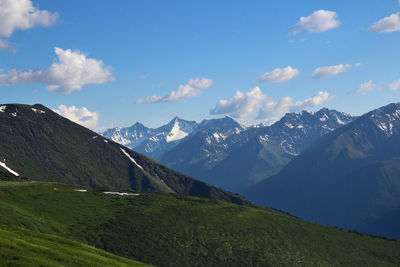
0;181;400;266
0;224;149;266
0;103;246;205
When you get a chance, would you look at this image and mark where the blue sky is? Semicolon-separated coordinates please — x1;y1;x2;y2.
1;0;400;129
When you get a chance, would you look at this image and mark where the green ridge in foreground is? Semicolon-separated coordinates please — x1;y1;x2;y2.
0;225;149;266
0;181;400;266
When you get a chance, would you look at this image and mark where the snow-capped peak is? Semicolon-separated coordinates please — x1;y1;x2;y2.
165;121;192;142
366;103;400;137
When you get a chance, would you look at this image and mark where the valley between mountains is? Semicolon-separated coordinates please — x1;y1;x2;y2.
1;102;400;266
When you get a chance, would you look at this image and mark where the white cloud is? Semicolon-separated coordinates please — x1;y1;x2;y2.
0;0;58;47
0;39;8;49
210;86;267;118
290;10;340;34
259;66;300;83
389;80;400;90
257;91;332;122
353;81;379;95
0;47;114;94
370;12;400;33
210;87;332;123
53;105;99;130
312;63;352;79
136;78;213;104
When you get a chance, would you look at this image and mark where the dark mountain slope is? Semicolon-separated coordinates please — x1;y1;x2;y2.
246;103;400;237
0;103;247;204
203;137;293;192
364;205;400;240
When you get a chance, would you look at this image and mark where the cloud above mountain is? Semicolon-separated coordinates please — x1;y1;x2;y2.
210;87;267;118
53;105;99;130
0;47;114;94
370;12;400;33
259;66;299;83
312;63;361;79
136;78;214;103
353;81;380;95
0;0;58;47
290;10;340;34
257;91;332;122
210;87;332;123
389;79;400;90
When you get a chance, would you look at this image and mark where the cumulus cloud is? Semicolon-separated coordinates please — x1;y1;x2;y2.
389;80;400;90
210;87;267;118
259;66;300;83
290;10;340;34
0;0;58;48
210;87;332;123
0;47;114;93
136;78;213;104
257;91;332;122
353;81;380;95
53;105;99;130
312;63;353;79
370;12;400;33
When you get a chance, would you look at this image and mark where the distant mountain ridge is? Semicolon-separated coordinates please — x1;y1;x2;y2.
102;116;244;159
160;108;356;192
245;102;400;240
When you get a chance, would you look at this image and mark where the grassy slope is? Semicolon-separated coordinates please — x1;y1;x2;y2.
0;225;149;266
0;182;400;266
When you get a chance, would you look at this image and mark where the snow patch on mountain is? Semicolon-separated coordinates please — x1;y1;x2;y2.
0;159;20;176
31;108;45;114
285;122;294;128
120;148;143;170
103;191;140;196
0;106;6;112
165;119;195;142
367;103;400;137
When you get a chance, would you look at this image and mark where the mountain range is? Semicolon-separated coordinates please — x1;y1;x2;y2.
245;102;400;240
103;108;355;193
102;116;244;159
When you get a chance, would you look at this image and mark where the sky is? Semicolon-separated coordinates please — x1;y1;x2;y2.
1;0;400;130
